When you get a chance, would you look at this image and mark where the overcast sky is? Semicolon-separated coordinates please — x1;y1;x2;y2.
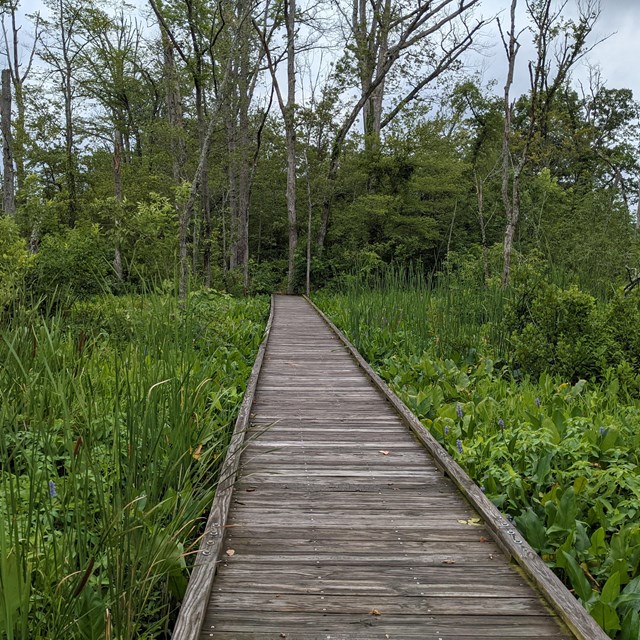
472;0;640;97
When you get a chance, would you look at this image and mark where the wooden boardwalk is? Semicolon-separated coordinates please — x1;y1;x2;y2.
176;295;606;640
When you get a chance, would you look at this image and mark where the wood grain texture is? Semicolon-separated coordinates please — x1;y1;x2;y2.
176;295;602;640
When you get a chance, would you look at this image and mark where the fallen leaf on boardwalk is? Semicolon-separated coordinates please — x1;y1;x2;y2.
369;609;382;616
225;549;235;557
457;518;482;526
246;487;257;492
379;450;390;455
442;559;456;564
479;536;488;542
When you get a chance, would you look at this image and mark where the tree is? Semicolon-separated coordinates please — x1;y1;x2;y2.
224;0;271;292
1;67;15;215
39;0;90;226
498;0;601;287
344;0;483;154
78;8;147;279
148;0;224;284
1;0;40;194
255;0;298;293
317;0;484;249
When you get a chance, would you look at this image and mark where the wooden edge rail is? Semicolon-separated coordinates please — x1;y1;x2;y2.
304;295;608;640
172;295;275;640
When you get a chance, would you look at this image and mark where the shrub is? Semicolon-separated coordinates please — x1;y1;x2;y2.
510;284;615;381
0;217;30;311
28;223;112;303
249;259;287;295
122;196;178;284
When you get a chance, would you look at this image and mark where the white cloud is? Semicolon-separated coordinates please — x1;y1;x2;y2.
470;0;640;96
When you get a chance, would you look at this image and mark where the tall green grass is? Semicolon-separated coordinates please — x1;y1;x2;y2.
320;263;510;362
0;291;268;639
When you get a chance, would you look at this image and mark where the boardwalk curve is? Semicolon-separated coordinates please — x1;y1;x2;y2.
175;295;606;640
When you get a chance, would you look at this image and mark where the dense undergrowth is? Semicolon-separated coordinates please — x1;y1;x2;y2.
0;291;269;639
315;261;640;639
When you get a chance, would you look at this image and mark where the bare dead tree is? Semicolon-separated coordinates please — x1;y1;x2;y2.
1;0;40;193
39;0;90;226
499;0;601;287
317;0;485;249
254;0;298;294
1;68;15;215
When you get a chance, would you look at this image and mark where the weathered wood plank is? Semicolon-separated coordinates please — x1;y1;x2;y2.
208;592;555;615
222;526;489;541
199;612;570;637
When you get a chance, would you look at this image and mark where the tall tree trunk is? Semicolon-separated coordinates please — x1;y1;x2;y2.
113;126;124;280
237;115;251;292
474;173;490;285
500;0;519;288
13;80;25;193
317;152;339;251
227;112;239;271
285;0;297;293
358;0;390;156
195;81;211;284
305;150;313;297
178;69;235;299
235;34;252;293
1;69;15;216
7;7;36;195
63;65;77;226
160;26;186;185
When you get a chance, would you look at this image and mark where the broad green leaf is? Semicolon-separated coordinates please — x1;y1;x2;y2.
589;527;607;557
573;476;587;494
589;601;621;633
532;451;555;485
552;409;568;438
515;509;547;551
0;552;24;622
620;609;640;640
547;487;577;534
601;428;619;451
561;550;592;603
555;532;576;569
617;576;640;612
543;416;561;444
601;572;621;604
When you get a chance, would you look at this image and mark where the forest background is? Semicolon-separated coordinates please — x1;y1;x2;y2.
0;0;638;302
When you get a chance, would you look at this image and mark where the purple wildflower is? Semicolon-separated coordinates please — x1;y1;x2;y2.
599;426;606;436
535;397;541;408
498;418;505;429
456;439;463;454
444;426;449;436
49;480;57;498
456;404;463;419
481;485;486;493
